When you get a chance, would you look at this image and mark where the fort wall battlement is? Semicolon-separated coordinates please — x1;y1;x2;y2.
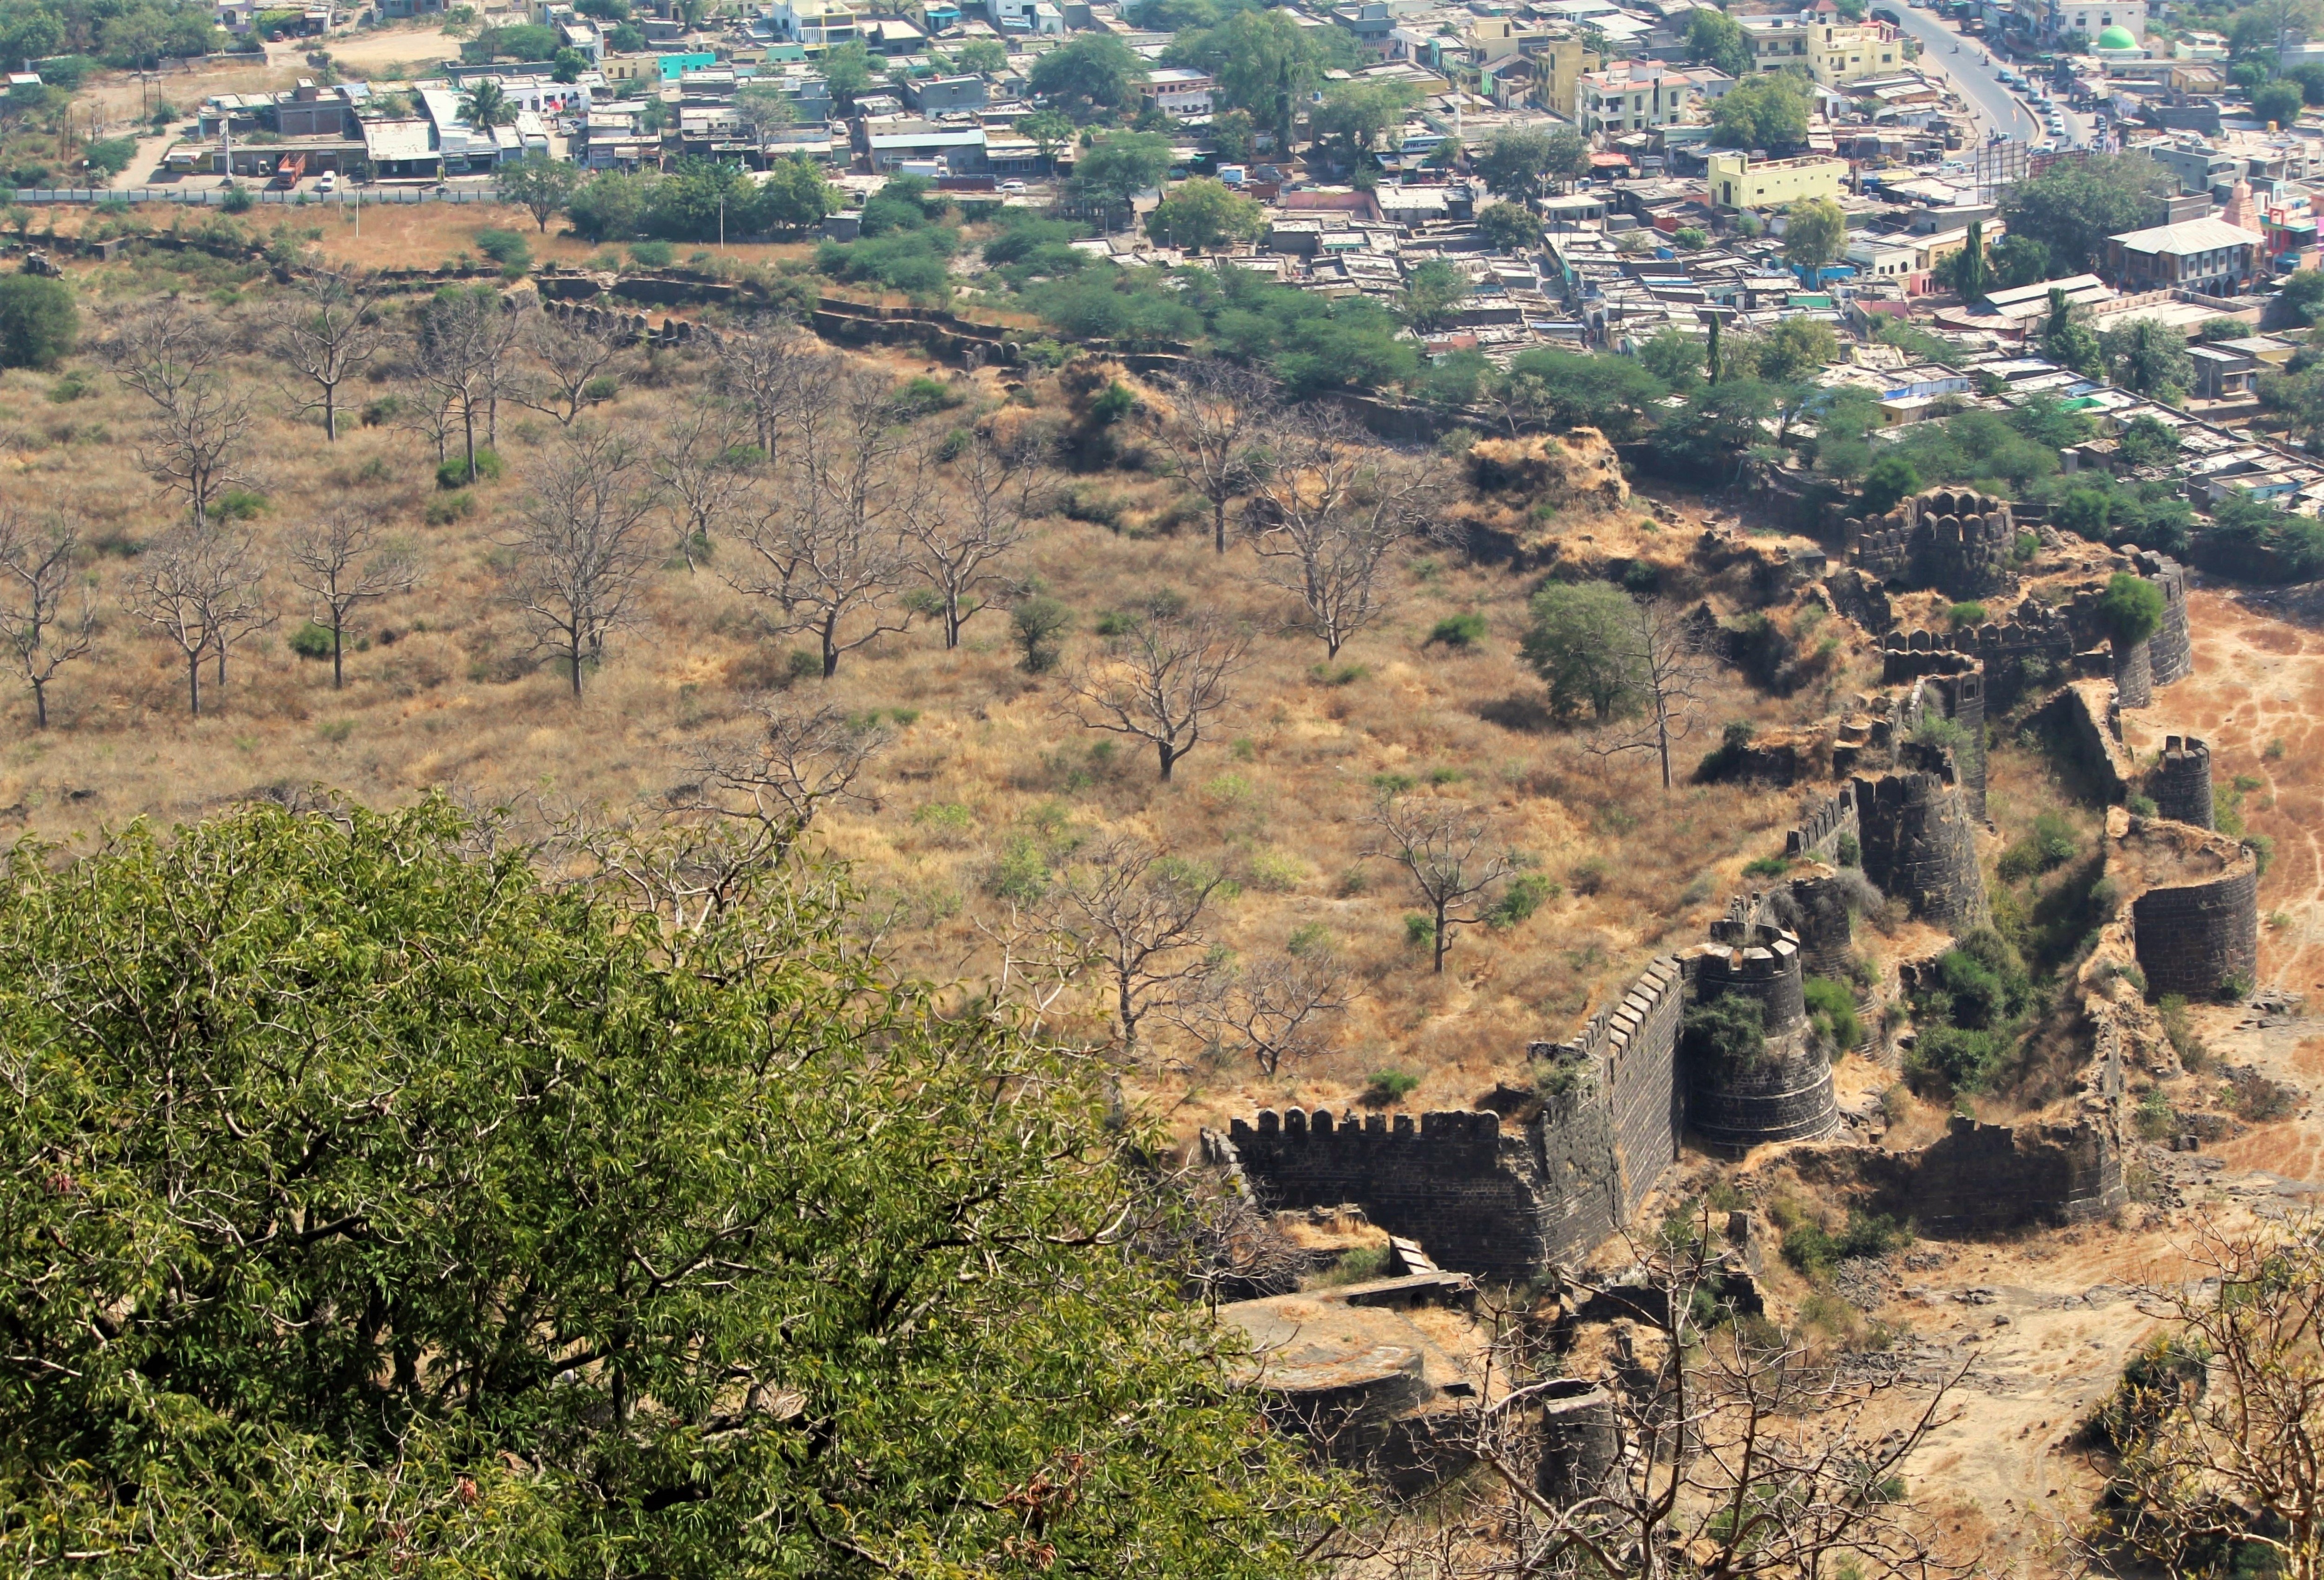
2154;735;2215;830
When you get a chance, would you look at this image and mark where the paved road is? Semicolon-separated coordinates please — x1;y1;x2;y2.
1885;4;2046;144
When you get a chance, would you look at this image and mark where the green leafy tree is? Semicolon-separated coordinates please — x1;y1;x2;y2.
2117;412;2182;467
1310;79;1415;170
819;40;878;112
1030;33;1150;120
1209;106;1255;161
1399;258;1470;333
2097;569;2165;647
2042;287;2106;378
1022;108;1078;170
1860;451;1921;514
951;36;1008;72
1475;127;1553;203
1712;73;1812;153
1637;327;1705;390
1074;132;1173;228
0;797;1351;1575
1989;232;2052;289
752;155;837;236
1782;196;1847;275
1475;201;1540;252
460;77;513;127
566;170;650;242
2102;316;2192;400
2000;152;2177;272
0;274;76;370
497;151;581;233
1754;316;1840;381
2252;75;2306;123
1521;579;1646;720
1183;9;1352;149
642;157;756;241
734;80;798;138
1686;7;1755;77
1501;346;1667;439
1144;176;1264;251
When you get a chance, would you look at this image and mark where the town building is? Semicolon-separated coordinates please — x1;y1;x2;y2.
1707;149;1849;209
2105;215;2267;293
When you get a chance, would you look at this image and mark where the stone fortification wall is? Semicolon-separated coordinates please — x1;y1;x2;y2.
1849;1115;2125;1232
1784;785;1861;862
1687;920;1838;1154
2113;635;2155;709
1852;771;1987;929
2154;735;2215;830
2133;864;2260;999
2133;550;2194;686
1565;956;1690;1232
1214;959;1689;1281
1844;487;2018;599
1782;872;1858;980
1217;1110;1554;1282
1902;671;1987;818
2112;810;2261;1001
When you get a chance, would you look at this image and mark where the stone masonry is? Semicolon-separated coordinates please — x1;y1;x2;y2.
2153;736;2215;830
1844;487;2018;600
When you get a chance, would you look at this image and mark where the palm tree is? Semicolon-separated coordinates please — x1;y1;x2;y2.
460;79;513;128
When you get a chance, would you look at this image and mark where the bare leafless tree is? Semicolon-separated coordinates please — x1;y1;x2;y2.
145;377;255;524
1175;935;1350;1075
1247;409;1439;658
1588;596;1712;792
651;399;760;573
727;367;921;679
1041;835;1228;1055
99;300;255;521
713;317;816;461
271;268;388;441
1389;1212;1968;1580
289;507;418;689
1365;792;1516;974
515;306;633;426
1063;610;1251;781
409;286;520;482
684;697;888;843
907;429;1034;649
1144;357;1278;556
98;298;231;415
2096;1213;2324;1580
0;512;95;728
499;428;660;697
128;523;266;716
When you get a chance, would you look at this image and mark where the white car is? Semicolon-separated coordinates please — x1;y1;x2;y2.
317;171;337;193
1000;180;1025;192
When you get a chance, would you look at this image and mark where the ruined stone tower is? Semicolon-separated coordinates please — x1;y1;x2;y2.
1853;770;1987;929
1685;915;1838;1156
2153;736;2214;830
1843;487;2018;600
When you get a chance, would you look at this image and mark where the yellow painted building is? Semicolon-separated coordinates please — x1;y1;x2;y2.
1707;149;1847;209
1464;16;1598;116
1739;13;1904;85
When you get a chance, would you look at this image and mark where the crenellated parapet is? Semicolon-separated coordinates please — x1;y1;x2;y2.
1843;487;2018;600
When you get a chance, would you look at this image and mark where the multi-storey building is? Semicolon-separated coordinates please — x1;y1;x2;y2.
1577;59;1707;133
1737;10;1906;85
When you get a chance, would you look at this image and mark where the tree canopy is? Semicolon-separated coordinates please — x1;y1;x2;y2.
1711;74;1812;153
0;797;1349;1574
1999;152;2177;272
1145;176;1265;251
1029;32;1150;119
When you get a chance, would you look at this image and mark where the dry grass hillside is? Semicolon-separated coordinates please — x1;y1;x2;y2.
0;217;1881;1137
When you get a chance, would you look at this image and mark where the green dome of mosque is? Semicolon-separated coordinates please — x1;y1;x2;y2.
2096;24;2136;48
